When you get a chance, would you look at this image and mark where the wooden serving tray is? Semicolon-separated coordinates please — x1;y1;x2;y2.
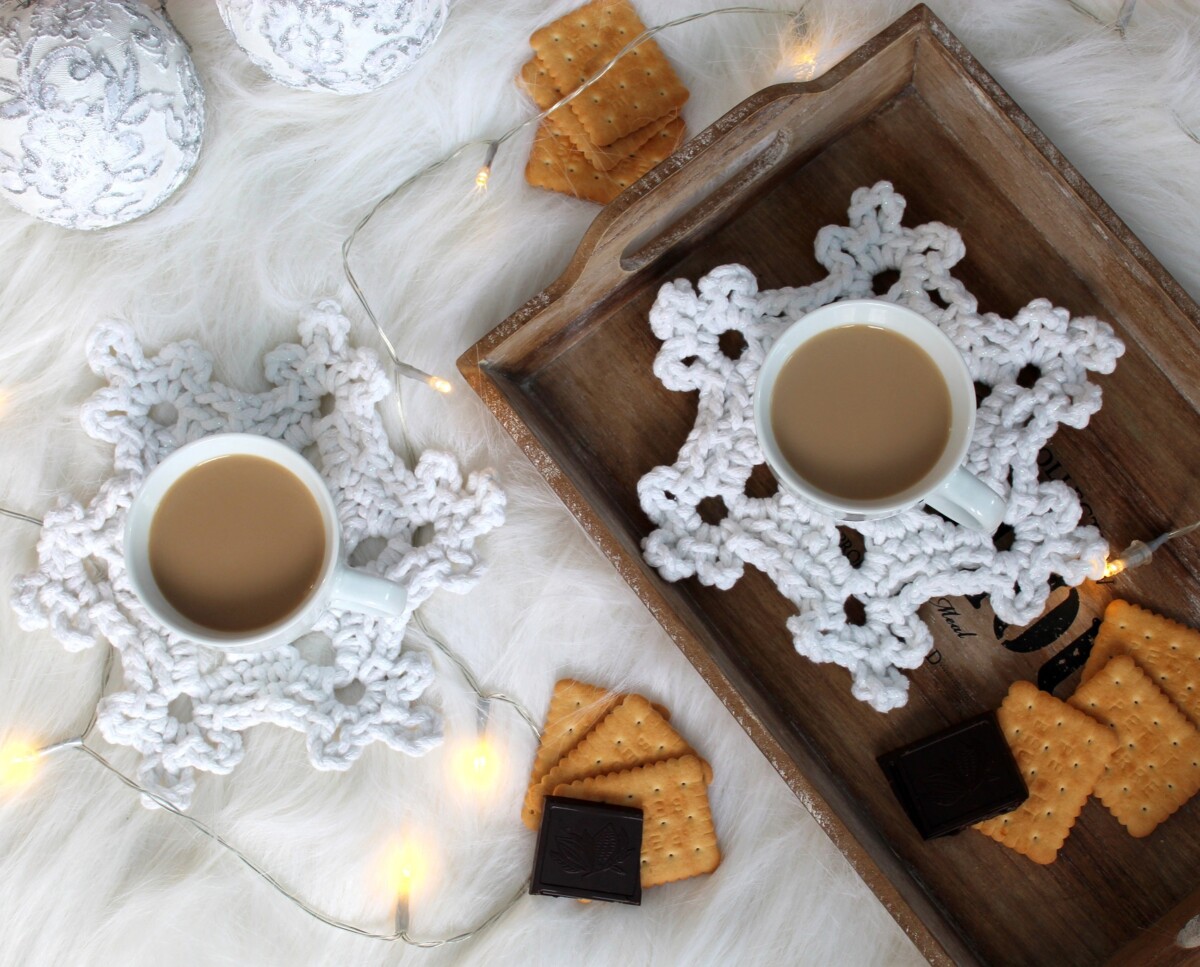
459;7;1200;965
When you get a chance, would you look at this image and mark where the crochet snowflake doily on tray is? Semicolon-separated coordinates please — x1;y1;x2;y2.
638;182;1124;713
12;301;505;809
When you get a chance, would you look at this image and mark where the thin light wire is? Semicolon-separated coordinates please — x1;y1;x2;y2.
1065;0;1138;36
1058;0;1198;142
1062;0;1107;25
389;363;540;738
414;615;541;737
79;645;114;739
1147;519;1200;551
342;5;805;389
16;617;538;947
1173;108;1200;147
1;497;540;946
1114;0;1139;37
64;742;530;945
0;506;42;527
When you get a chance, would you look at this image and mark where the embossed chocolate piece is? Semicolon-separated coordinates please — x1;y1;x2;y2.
531;796;643;904
878;711;1028;839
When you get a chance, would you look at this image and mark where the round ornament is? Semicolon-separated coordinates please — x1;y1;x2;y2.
0;0;205;231
216;0;449;95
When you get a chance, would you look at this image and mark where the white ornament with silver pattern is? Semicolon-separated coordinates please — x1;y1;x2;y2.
0;0;204;230
216;0;448;95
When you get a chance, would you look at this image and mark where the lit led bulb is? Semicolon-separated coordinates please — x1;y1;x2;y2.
0;738;40;791
791;45;820;81
450;736;502;794
392;361;453;394
382;839;430;901
473;141;499;195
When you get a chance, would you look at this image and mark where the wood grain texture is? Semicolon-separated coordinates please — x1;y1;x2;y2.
460;7;1200;966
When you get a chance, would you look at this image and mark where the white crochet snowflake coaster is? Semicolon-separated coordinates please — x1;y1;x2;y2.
639;182;1123;713
12;301;506;809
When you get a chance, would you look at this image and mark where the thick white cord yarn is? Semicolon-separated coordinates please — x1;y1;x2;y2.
638;182;1123;712
11;302;506;809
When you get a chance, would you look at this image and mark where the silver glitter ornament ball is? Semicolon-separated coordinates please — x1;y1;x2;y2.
216;0;448;95
0;0;205;231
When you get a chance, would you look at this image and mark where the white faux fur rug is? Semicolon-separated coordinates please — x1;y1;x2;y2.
1;2;1197;965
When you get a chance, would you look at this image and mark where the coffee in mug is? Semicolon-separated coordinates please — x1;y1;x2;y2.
753;299;1007;533
125;434;408;653
148;455;326;633
768;325;952;502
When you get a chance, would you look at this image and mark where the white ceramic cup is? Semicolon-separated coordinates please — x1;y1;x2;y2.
124;433;408;653
753;299;1006;533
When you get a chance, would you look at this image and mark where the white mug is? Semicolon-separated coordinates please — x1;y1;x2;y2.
753;299;1006;533
124;433;408;654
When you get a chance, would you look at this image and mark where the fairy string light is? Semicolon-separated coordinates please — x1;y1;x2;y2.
0;735;534;946
1104;520;1200;578
0;495;540;945
341;5;808;394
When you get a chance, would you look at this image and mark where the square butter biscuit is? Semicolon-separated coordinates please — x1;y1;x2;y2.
553;755;719;888
521;681;673;828
1082;600;1200;729
525;691;705;827
525;679;623;797
974;681;1117;863
525;117;684;205
518;56;678;171
530;0;689;147
1069;654;1200;837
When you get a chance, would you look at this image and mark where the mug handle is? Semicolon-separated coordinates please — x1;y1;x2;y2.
924;468;1007;534
330;565;409;619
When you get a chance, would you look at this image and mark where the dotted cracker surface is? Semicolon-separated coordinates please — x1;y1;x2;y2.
1069;655;1200;837
530;0;689;147
524;680;623;810
1082;600;1200;729
519;56;676;171
553;754;719;887
10;303;506;810
526;116;684;205
525;693;697;828
638;182;1124;711
974;681;1116;864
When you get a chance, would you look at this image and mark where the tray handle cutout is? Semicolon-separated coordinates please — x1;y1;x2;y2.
617;129;791;274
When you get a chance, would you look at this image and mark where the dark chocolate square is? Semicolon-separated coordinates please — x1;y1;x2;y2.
878;710;1027;839
530;795;643;904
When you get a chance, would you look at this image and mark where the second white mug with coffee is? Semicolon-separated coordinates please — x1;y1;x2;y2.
125;434;409;654
754;299;1006;533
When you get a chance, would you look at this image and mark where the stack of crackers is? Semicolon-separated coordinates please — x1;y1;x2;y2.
524;679;720;888
975;600;1200;864
519;0;689;205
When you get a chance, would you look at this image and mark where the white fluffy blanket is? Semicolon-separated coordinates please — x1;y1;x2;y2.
1;1;1197;965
